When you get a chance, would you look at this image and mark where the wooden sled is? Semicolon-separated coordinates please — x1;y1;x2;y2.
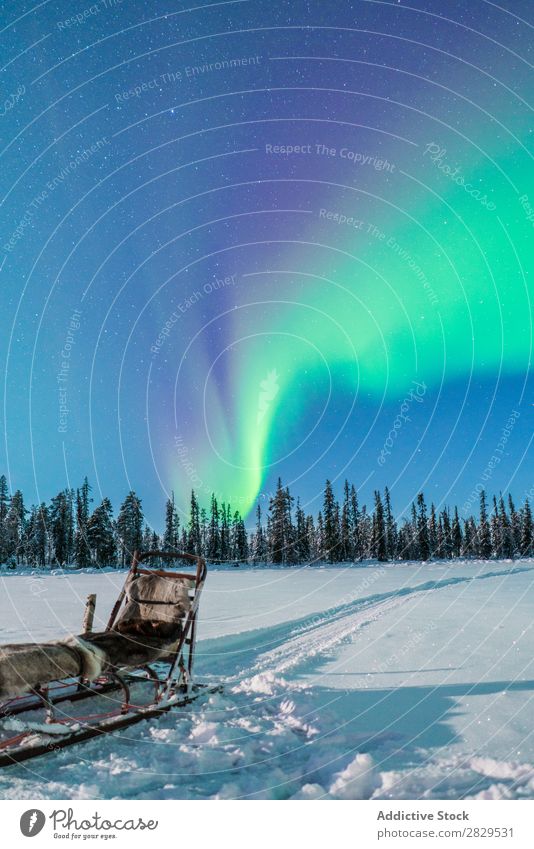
0;550;216;768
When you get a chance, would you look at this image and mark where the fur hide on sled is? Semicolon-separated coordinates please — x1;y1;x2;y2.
0;572;191;698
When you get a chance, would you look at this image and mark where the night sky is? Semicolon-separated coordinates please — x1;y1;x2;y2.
1;0;532;528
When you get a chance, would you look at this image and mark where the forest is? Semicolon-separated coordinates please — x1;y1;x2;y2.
0;475;531;568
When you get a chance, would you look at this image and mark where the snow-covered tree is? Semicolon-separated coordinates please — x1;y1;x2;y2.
74;478;92;568
451;507;463;559
428;503;438;558
349;485;361;560
232;511;248;562
207;494;220;561
187;490;201;556
87;497;116;567
340;481;352;561
322;480;341;563
508;494;521;556
116;491;144;567
219;502;231;562
416;493;430;561
372;490;387;561
520;500;533;556
498;495;514;559
0;475;9;562
268;478;294;564
384;487;398;561
24;503;48;567
478;490;492;559
163;492;179;550
251;502;268;564
200;507;208;554
50;491;71;566
295;498;310;563
4;490;26;564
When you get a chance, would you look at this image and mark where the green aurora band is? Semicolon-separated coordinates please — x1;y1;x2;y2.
173;130;532;518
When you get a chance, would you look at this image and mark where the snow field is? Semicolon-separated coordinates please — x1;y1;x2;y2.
1;559;534;799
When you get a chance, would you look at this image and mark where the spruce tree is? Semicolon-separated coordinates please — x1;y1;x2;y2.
87;497;117;567
219;502;230;562
50;491;70;567
349;485;361;560
384;487;397;560
441;509;452;559
340;481;352;561
81;477;92;518
187;490;201;555
65;489;75;564
163;492;179;550
200;507;208;555
207;494;220;561
116;491;144;567
461;518;471;557
252;502;267;563
478;490;492;558
322;480;341;562
407;502;418;560
499;495;514;559
0;474;9;562
4;490;26;564
436;515;445;559
520;499;533;556
428;503;438;558
142;525;153;562
33;503;48;567
24;504;48;567
396;520;407;560
490;496;502;557
372;490;387;561
451;507;463;558
416;493;430;561
74;482;92;568
268;478;294;563
150;530;160;565
508;494;521;555
306;515;316;561
266;513;273;560
316;511;325;560
360;505;372;559
463;517;477;558
285;487;298;564
295;499;310;562
232;511;248;561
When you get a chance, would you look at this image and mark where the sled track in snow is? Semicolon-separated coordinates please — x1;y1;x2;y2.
206;566;534;682
2;564;534;800
250;593;409;676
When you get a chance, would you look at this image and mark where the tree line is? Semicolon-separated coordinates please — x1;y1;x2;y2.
0;474;531;568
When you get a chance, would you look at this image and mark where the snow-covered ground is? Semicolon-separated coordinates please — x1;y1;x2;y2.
1;559;534;800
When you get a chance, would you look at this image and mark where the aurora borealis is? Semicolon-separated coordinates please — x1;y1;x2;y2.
0;0;532;525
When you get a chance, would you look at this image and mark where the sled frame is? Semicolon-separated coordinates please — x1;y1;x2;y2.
105;548;207;697
0;550;209;765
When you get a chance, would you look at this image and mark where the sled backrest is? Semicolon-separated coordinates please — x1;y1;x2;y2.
107;550;206;636
113;572;192;635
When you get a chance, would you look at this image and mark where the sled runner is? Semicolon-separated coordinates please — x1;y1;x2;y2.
0;550;215;767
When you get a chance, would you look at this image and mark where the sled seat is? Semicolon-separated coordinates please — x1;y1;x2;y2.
0;630;183;698
0;553;205;700
83;630;181;670
79;570;196;672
